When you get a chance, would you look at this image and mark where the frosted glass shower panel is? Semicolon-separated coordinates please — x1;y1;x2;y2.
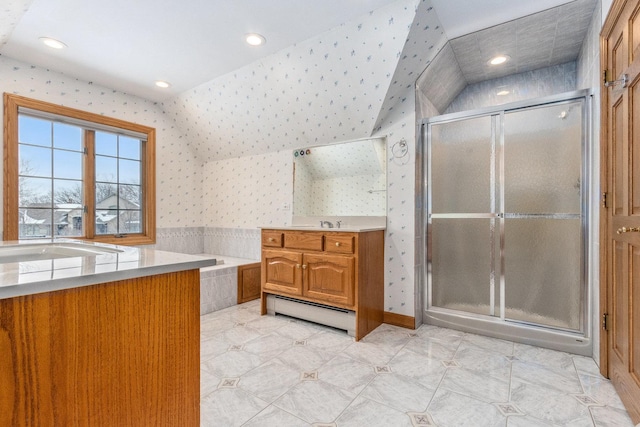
431;218;492;315
504;218;582;331
431;116;493;213
504;101;583;214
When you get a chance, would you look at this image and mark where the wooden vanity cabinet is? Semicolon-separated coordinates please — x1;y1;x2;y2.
261;228;384;340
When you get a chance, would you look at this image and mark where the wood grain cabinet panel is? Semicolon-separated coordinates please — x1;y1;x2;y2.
238;262;262;303
0;270;200;427
260;228;384;340
263;231;283;247
324;233;355;254
262;249;303;296
304;253;355;306
284;231;324;251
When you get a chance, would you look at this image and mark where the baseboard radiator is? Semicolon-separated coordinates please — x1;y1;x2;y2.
265;294;356;337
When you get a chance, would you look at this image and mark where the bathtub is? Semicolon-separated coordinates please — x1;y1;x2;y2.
0;241;123;263
197;254;260;315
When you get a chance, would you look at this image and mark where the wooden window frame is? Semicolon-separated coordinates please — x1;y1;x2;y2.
3;93;156;245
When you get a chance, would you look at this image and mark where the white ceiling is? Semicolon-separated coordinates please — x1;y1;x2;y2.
1;0;588;103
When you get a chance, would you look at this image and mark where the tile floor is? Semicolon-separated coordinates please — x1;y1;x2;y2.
200;300;636;427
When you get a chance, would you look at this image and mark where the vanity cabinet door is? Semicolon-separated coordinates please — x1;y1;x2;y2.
303;253;355;307
263;250;303;296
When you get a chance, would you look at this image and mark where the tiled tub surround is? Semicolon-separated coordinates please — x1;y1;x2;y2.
153;227;262;260
200;255;259;315
153;227;261;315
200;301;635;427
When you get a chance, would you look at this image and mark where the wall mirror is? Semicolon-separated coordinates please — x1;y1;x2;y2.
293;137;387;217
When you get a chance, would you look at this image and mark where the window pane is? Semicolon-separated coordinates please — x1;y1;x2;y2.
119;210;141;233
54;179;83;205
10;96;153;243
53;203;83;238
95;209;115;235
53;122;82;151
19;208;52;239
19;116;51;147
95;131;117;156
96;155;118;183
19;177;52;207
119;159;140;185
96;182;117;206
119;136;141;160
119;184;141;207
19;145;51;177
54;150;82;180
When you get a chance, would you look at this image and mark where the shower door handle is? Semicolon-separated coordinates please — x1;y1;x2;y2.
616;227;640;234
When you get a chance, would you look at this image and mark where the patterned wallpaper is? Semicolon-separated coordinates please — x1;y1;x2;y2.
0;55;203;229
0;0;33;46
164;0;422;163
373;0;448;132
201;151;292;229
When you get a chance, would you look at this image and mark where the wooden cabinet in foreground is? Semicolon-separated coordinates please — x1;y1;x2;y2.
260;228;384;341
0;270;200;427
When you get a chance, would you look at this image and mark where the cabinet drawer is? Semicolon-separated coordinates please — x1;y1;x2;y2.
325;234;355;254
284;231;323;251
263;231;283;247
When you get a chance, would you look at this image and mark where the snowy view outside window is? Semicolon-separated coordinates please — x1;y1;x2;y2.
18;114;143;239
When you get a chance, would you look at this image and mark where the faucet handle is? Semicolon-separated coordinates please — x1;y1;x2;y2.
336;221;342;228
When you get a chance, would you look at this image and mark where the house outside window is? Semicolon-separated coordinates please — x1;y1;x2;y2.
4;93;156;245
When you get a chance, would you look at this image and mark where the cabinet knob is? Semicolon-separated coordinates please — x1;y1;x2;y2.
302;265;307;270
335;242;341;247
268;237;275;242
296;264;301;269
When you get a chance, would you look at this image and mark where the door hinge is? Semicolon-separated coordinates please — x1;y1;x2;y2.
602;313;609;331
602;192;609;209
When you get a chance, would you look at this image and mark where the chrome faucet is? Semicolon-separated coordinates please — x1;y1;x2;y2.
320;220;333;228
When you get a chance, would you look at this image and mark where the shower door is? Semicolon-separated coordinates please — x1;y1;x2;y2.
425;93;587;332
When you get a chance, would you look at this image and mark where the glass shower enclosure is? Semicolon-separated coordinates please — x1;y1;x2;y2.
423;91;591;354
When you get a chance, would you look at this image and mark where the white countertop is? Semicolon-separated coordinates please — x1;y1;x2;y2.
0;239;216;300
261;225;386;232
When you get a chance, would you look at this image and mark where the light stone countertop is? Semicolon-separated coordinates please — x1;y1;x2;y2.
259;225;386;232
0;239;216;300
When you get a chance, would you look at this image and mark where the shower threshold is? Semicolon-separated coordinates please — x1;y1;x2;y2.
424;307;591;356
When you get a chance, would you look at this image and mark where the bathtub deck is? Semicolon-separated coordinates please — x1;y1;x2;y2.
198;254;259;315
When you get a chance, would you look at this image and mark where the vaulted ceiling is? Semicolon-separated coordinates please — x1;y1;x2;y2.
1;0;598;161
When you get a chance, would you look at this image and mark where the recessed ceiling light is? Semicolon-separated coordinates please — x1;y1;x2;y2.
245;33;266;46
497;90;510;96
155;80;171;88
489;55;510;66
39;37;67;49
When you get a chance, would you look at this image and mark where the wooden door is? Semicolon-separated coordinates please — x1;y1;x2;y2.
303;253;355;308
601;0;640;422
262;249;303;296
